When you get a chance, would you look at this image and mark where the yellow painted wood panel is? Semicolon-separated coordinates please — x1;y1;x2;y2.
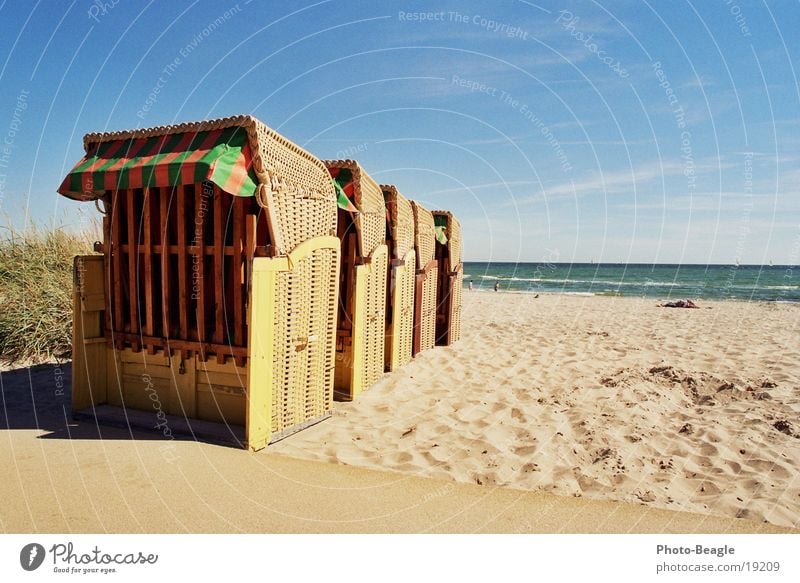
197;382;246;397
195;370;247;391
385;249;415;372
120;361;177;380
71;255;106;411
106;347;123;407
121;373;171;413
169;353;196;418
197;391;246;427
246;259;276;450
71;264;90;411
350;262;367;398
197;358;248;375
82;342;107;407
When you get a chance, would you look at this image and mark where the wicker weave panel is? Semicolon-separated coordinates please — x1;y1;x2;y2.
420;265;438;353
254;122;336;254
334;244;389;400
385;252;416;370
449;265;463;343
270;244;338;434
381;185;415;260
411;201;436;266
325;160;385;256
362;244;389;390
320;246;339;417
448;215;462;269
82;115;336;257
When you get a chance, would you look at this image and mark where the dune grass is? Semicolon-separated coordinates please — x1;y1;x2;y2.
0;222;97;364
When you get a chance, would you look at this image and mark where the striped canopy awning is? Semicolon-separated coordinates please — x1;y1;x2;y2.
58;125;258;200
433;214;449;245
327;166;358;212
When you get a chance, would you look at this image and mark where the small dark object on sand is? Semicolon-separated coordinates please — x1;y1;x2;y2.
773;420;794;437
659;299;699;309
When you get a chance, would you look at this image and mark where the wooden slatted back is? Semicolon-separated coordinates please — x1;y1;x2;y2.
103;182;269;365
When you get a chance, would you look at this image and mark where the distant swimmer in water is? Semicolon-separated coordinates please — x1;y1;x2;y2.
494;281;500;292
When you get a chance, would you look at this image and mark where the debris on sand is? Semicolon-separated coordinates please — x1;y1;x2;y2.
773;420;796;438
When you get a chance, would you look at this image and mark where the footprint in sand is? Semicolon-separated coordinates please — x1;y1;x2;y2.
698;442;718;457
456;407;486;423
511;407;527;423
420;450;443;467
746;458;789;477
390;451;414;465
725;460;743;474
489;401;506;414
692;481;722;497
763;463;791;479
512;387;537;402
513;444;538;456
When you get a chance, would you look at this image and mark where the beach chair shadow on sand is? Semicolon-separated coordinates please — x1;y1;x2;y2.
0;362;208;444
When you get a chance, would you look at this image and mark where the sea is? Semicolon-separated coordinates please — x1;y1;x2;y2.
463;262;800;303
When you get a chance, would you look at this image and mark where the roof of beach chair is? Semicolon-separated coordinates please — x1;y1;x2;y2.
56;114;336;256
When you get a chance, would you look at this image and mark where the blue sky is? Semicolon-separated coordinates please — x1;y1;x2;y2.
0;0;797;264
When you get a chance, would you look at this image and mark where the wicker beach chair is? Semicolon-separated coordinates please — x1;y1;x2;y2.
410;201;438;355
58;115;340;450
381;185;416;372
432;210;463;346
325;160;388;401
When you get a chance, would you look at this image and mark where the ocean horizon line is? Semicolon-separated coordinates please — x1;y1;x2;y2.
461;261;798;302
463;261;798;268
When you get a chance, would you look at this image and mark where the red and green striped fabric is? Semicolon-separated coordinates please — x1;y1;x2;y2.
58;126;258;199
327;167;358;212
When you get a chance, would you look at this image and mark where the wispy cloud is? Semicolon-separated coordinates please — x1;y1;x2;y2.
385;11;625;46
426;180;543;197
394;52;594;98
731;152;800;165
680;75;715;90
512;158;736;204
415;50;593;79
453;137;526;146
555;161;680;197
557;138;655;146
617;191;796;212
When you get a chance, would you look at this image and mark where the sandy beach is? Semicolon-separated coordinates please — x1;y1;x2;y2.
272;292;800;528
0;292;798;533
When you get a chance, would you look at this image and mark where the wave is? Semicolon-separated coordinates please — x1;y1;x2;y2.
470;275;678;287
465;267;799;302
468;275;800;292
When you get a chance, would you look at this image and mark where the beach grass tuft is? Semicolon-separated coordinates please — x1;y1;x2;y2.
0;220;97;364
